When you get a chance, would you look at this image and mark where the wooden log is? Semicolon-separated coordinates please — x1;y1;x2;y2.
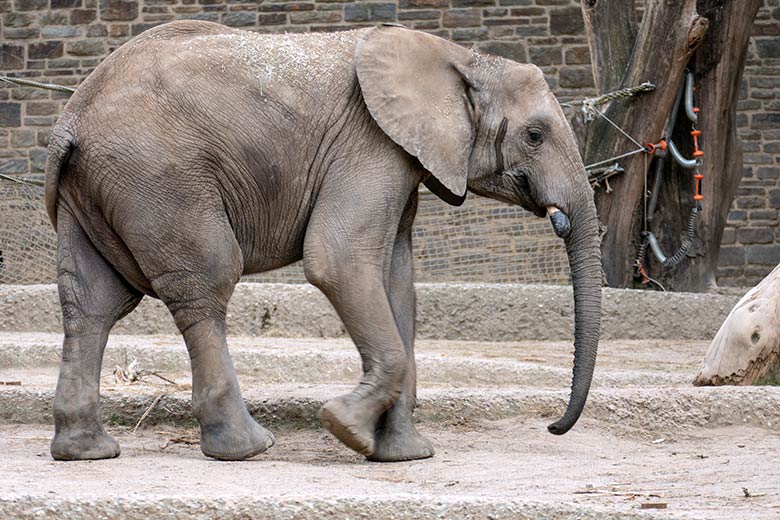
694;263;780;386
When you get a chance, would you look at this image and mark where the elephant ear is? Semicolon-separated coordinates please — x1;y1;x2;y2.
356;25;479;206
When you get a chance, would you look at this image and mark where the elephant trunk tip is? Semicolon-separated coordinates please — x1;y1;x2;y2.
546;418;574;436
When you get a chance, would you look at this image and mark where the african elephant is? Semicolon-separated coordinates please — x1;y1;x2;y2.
45;20;602;462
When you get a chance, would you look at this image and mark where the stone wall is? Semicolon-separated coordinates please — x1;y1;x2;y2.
0;0;778;287
717;3;780;286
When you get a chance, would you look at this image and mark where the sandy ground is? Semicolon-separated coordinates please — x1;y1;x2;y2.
2;334;778;518
1;418;779;519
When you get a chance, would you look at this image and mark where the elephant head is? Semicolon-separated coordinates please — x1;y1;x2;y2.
357;25;602;434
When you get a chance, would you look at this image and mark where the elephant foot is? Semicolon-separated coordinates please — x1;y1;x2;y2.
51;427;121;461
199;415;275;461
319;394;381;456
369;420;435;462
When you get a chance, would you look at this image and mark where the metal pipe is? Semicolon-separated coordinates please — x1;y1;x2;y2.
663;76;686;139
668;139;699;169
646;232;668;265
646;155;666;223
684;70;698;123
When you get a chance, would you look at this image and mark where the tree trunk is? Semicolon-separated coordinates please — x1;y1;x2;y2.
647;0;762;291
580;0;759;290
694;263;780;386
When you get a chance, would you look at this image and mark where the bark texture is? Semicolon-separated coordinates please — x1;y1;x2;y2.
694;263;780;386
580;0;759;290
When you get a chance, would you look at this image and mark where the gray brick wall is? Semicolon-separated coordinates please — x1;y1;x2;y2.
718;4;780;286
0;0;778;287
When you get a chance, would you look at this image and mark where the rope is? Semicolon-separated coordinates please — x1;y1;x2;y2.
2;74;655;110
0;173;45;187
0;75;76;94
581;92;650;171
585;147;646;170
589;107;645;149
560;82;656;108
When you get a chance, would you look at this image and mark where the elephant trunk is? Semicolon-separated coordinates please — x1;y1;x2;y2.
547;191;602;435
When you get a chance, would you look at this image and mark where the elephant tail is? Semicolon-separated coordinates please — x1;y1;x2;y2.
44;122;75;229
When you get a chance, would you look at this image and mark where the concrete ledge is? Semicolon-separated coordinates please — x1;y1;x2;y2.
0;283;738;341
2;385;778;433
0;334;692;388
0;495;646;520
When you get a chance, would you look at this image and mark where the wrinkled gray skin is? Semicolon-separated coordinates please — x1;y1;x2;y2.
45;21;601;462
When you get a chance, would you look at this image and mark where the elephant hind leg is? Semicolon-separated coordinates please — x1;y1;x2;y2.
136;209;274;461
51;207;143;461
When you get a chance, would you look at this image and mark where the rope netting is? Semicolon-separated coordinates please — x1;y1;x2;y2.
0;177;569;285
0;176;58;285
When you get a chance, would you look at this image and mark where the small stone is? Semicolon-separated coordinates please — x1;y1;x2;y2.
70;8;97;24
100;0;139;21
0;102;21;127
0;44;24;69
399;0;448;8
29;148;47;172
131;22;160;36
559;66;594;88
549;5;583;34
13;0;47;10
25;102;58;116
752;113;780;130
3;27;39;39
747;245;780;265
738;228;774;245
756;39;780;58
40;11;69;25
222;11;255;26
344;4;369;21
529;46;562;66
0;159;28;174
66;40;106;56
87;23;108;37
717;246;745;267
564;46;590;65
40;26;82;38
451;0;494;6
443;8;480;27
256;13;287;25
3;12;35;27
51;0;82;7
478;41;527;63
369;3;396;21
397;9;440;20
289;11;341;23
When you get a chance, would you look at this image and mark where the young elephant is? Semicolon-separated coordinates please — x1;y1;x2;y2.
45;21;602;462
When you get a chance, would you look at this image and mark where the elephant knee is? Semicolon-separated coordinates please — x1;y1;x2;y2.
303;254;339;294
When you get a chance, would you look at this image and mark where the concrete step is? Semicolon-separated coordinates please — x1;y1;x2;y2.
0;283;738;341
2;376;779;433
0;333;704;388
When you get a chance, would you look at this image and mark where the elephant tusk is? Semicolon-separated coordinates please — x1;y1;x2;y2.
547;206;572;239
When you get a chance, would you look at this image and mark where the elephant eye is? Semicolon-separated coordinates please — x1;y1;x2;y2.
526;127;545;147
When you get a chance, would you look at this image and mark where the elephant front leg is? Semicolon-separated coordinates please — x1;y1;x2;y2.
304;184;416;457
312;266;408;457
369;192;434;462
